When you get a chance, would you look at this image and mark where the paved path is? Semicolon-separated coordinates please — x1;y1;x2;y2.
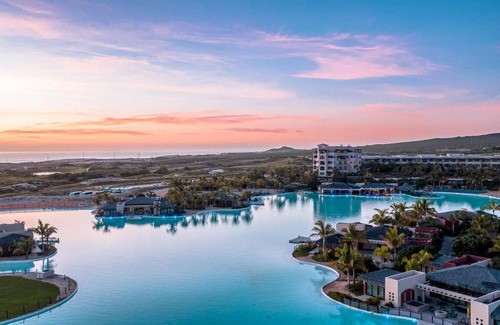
439;236;455;256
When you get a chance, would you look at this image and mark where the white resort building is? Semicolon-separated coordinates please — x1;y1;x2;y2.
313;143;500;178
312;144;362;177
360;256;500;325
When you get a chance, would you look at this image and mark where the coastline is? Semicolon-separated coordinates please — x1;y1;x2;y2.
0;273;78;325
292;253;425;325
0;250;57;264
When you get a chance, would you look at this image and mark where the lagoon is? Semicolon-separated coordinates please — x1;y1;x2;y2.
0;193;493;324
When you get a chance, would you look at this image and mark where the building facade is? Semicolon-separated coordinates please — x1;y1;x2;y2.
313;144;362;177
363;154;500;168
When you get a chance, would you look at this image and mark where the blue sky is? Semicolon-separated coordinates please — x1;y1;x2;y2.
0;0;499;152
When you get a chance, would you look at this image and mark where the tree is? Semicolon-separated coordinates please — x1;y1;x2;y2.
471;214;490;235
484;200;500;214
241;190;253;203
490;236;500;254
370;208;392;226
452;233;492;256
402;257;421;271
332;244;365;287
311;220;335;251
29;219;58;255
374;245;391;269
341;224;366;249
92;194;103;208
380;227;406;261
448;213;458;235
410;250;433;271
145;190;156;198
13;237;33;259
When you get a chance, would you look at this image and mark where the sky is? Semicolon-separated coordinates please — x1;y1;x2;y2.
0;0;499;153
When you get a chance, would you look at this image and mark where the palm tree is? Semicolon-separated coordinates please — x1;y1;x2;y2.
411;250;433;272
241;190;253;203
489;236;500;254
92;194;103;208
380;227;406;261
145;190;156;198
370;208;392;226
483;200;500;215
471;214;490;235
389;202;409;227
332;244;365;287
402;257;421;271
311;220;335;251
374;245;391;269
341;224;366;249
13;237;33;259
29;219;58;255
332;245;351;286
14;220;25;224
448;213;458;235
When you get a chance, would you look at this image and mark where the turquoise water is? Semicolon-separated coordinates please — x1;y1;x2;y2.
0;193;494;324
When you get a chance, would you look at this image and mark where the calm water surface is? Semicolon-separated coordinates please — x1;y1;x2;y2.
0;193;493;324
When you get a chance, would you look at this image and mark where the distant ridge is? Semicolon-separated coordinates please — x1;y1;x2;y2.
265;146;296;153
359;133;500;155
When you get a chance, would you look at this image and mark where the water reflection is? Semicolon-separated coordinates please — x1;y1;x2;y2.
92;209;254;235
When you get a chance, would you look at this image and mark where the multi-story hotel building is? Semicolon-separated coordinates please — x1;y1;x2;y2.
363;154;500;167
312;144;362;177
313;144;500;178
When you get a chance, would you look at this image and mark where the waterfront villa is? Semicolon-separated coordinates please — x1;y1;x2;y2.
98;197;175;217
319;182;395;196
0;223;33;257
360;257;500;324
433;209;496;230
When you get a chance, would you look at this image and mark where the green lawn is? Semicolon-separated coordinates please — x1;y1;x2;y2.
0;277;59;320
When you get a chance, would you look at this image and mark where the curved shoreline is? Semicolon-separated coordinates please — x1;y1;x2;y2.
0;274;78;325
291;254;420;324
0;250;57;265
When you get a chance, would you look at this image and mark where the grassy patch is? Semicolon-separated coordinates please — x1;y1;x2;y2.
0;277;59;320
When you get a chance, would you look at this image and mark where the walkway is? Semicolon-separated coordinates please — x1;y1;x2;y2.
439;236;455;256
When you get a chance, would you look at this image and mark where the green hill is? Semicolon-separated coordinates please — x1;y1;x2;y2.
359;133;500;155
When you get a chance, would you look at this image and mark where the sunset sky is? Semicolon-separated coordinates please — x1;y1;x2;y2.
1;0;499;153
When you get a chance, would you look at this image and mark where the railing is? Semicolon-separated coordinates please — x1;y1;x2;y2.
0;272;74;321
0;202;82;212
341;297;469;325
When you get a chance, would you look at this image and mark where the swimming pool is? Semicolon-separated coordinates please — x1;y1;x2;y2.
0;193;494;324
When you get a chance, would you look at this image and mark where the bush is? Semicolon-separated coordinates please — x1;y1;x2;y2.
366;296;382;306
327;291;347;302
313;249;333;262
349;281;364;296
393;245;431;271
452;233;492;257
292;242;316;258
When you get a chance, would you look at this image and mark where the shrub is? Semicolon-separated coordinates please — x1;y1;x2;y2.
349;281;364;296
366;296;382;306
452;233;492;257
292;242;316;258
327;291;347;302
313;249;333;262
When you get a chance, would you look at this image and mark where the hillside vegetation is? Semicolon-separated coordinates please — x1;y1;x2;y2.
359;133;500;155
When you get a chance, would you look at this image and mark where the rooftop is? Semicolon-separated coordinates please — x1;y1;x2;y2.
359;269;401;285
427;265;500;295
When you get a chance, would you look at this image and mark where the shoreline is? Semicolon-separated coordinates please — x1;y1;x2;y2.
0;250;57;264
292;253;426;324
0;272;78;325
